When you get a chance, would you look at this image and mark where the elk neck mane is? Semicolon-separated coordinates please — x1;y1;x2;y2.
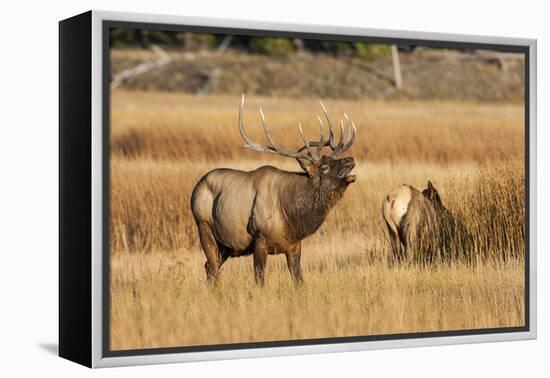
279;172;343;242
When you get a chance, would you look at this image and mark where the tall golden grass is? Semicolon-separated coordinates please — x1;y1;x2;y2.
110;90;525;350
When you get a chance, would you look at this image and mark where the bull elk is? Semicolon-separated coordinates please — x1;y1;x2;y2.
382;181;462;264
191;95;357;285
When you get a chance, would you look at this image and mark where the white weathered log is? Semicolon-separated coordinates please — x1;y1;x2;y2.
111;44;171;89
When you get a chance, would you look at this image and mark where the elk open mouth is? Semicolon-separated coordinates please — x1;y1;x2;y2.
339;158;356;184
344;174;356;183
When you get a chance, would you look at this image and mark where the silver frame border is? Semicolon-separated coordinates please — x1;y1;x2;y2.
90;10;537;368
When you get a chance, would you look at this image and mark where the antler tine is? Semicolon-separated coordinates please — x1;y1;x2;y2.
338;120;346;149
339;120;357;154
329;113;357;156
341;114;351;150
319;100;337;149
336;113;357;155
298;123;313;158
239;94;274;153
259;107;282;150
313;115;330;158
316;115;327;145
296;117;330;158
326;119;345;157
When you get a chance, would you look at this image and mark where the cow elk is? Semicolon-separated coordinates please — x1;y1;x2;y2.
191;95;357;285
382;181;462;264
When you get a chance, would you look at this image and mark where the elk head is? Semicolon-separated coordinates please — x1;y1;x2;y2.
238;95;357;193
422;180;444;210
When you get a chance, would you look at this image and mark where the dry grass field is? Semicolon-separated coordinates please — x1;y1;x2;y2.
109;90;525;350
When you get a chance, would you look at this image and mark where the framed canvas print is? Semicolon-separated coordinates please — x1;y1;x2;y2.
59;10;537;368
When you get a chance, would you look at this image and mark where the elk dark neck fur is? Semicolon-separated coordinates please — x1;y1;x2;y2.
281;173;343;242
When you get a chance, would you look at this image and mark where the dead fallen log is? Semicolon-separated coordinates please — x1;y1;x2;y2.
111;44;171;89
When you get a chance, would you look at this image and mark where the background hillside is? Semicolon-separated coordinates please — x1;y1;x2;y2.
110;30;525;102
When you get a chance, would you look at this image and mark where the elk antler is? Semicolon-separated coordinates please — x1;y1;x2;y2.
319;101;357;157
238;94;356;162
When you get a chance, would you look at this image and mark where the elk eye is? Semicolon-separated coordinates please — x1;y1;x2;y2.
321;165;329;173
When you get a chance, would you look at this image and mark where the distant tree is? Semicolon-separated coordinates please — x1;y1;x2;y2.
109;28;393;63
301;40;356;56
249;38;294;57
354;43;391;61
110;28;181;47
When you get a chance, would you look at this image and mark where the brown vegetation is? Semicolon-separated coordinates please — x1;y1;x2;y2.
110;90;525;350
110;48;525;101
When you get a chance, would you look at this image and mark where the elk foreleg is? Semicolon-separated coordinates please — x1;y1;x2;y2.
253;236;268;286
285;243;304;285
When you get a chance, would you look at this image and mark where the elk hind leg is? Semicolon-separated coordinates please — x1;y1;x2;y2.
253;236;268;286
197;221;223;282
399;214;421;265
385;221;403;263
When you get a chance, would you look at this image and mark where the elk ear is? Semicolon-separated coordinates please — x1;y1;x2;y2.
423;180;437;200
426;180;438;195
296;158;318;178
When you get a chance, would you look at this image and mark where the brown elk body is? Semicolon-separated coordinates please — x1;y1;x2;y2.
382;181;457;264
191;96;357;285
